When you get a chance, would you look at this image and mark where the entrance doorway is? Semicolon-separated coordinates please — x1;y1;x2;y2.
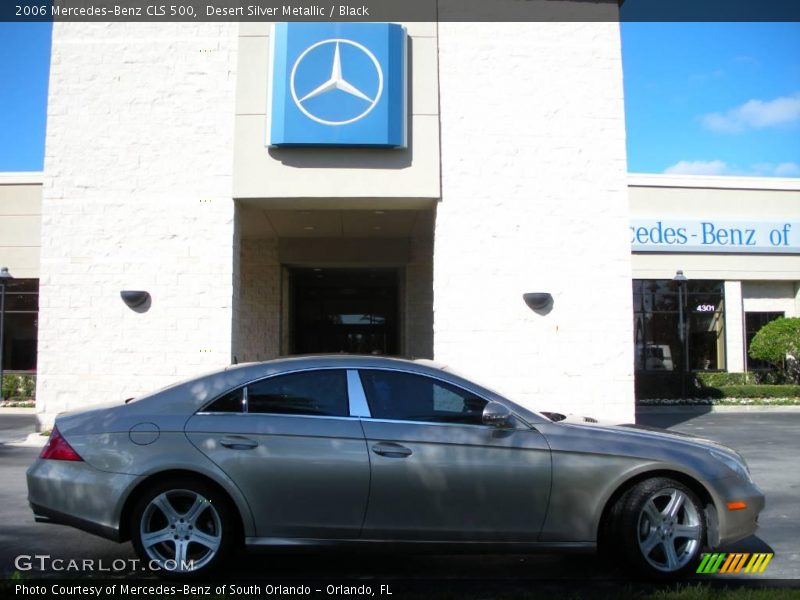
290;268;399;356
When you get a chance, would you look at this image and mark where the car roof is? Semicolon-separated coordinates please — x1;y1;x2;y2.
58;354;549;432
227;354;447;371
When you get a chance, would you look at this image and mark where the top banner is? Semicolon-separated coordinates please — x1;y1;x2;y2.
631;219;800;254
4;0;800;22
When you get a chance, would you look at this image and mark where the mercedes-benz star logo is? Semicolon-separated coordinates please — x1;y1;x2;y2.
290;38;384;126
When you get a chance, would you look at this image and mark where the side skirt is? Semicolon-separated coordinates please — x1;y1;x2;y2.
245;538;596;554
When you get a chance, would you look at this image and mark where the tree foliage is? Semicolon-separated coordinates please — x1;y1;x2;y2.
749;317;800;381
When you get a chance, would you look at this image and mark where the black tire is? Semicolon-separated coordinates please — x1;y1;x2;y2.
607;477;706;578
130;477;237;579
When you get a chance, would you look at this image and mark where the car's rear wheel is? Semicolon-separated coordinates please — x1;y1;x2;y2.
610;477;706;578
130;478;235;578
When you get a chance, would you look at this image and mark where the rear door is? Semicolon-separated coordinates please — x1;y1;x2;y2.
185;368;370;539
357;368;552;542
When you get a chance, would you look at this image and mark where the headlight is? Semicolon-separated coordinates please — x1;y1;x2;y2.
710;449;752;483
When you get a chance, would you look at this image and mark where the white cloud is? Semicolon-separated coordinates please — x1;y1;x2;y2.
752;162;800;177
700;92;800;133
663;160;728;176
773;162;800;177
663;160;800;178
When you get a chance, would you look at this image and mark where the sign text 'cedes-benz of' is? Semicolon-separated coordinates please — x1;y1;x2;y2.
630;219;800;254
269;22;407;148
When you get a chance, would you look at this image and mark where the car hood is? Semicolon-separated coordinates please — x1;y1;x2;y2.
549;412;744;461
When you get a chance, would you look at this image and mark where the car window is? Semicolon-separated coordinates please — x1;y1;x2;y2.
204;387;245;413
358;370;488;425
247;369;348;417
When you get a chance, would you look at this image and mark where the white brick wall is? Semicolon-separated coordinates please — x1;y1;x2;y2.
37;23;239;426
435;23;634;422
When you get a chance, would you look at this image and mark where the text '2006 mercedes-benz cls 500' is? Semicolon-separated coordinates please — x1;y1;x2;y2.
27;355;764;578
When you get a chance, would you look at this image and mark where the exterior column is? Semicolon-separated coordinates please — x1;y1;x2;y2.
724;280;745;373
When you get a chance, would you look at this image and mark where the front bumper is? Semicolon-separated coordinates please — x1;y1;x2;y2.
710;476;765;547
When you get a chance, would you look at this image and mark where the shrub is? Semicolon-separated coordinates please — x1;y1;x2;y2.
749;317;800;382
749;369;786;384
1;374;36;401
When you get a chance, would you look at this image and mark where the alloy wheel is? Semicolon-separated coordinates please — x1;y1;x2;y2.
139;489;222;572
636;487;702;573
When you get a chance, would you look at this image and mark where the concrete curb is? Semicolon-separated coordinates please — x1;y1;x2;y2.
0;407;37;416
636;405;800;414
6;432;48;447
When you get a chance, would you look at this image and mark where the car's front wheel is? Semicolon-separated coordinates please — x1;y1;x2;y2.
610;477;706;578
130;478;235;578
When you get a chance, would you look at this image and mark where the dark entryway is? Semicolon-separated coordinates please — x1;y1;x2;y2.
290;268;399;356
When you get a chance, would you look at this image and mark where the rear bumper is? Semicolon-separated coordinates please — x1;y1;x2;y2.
27;458;138;542
31;503;121;542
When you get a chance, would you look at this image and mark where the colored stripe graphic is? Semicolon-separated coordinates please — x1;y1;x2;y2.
744;553;774;574
697;553;774;574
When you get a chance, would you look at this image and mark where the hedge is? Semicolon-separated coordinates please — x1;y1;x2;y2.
695;372;751;387
699;384;800;399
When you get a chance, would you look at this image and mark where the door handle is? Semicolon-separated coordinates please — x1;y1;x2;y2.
219;436;258;450
371;442;412;458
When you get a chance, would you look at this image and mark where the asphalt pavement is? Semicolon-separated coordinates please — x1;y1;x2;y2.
0;408;797;588
0;412;37;445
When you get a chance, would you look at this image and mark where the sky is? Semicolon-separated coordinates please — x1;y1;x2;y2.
0;22;51;172
0;21;799;177
621;22;800;177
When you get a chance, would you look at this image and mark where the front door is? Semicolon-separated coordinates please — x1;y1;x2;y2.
356;369;552;541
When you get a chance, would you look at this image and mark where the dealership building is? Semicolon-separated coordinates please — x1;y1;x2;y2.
1;17;799;428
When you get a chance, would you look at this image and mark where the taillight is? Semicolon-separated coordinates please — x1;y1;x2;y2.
40;426;83;461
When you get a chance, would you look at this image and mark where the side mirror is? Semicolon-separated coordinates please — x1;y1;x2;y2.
482;401;512;428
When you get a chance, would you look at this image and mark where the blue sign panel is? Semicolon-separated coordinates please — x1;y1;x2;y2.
269;23;407;148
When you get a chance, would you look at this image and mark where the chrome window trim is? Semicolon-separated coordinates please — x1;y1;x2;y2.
364;417;500;430
347;369;372;418
194;412;359;422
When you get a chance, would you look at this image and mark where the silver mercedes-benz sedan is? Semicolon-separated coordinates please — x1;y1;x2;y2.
27;355;763;578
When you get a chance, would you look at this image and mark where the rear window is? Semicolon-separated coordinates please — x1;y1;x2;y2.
247;370;348;417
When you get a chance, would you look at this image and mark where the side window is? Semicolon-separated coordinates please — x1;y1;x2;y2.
359;370;488;425
247;370;348;417
205;387;245;413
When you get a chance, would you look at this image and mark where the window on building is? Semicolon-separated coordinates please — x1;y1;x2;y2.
246;370;348;417
745;311;784;372
632;279;726;374
358;369;488;425
1;279;38;372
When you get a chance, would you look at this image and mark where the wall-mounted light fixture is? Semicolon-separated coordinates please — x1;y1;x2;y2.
523;292;553;314
120;290;151;312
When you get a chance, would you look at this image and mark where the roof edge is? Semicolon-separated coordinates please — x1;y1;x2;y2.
0;171;44;185
628;173;800;191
